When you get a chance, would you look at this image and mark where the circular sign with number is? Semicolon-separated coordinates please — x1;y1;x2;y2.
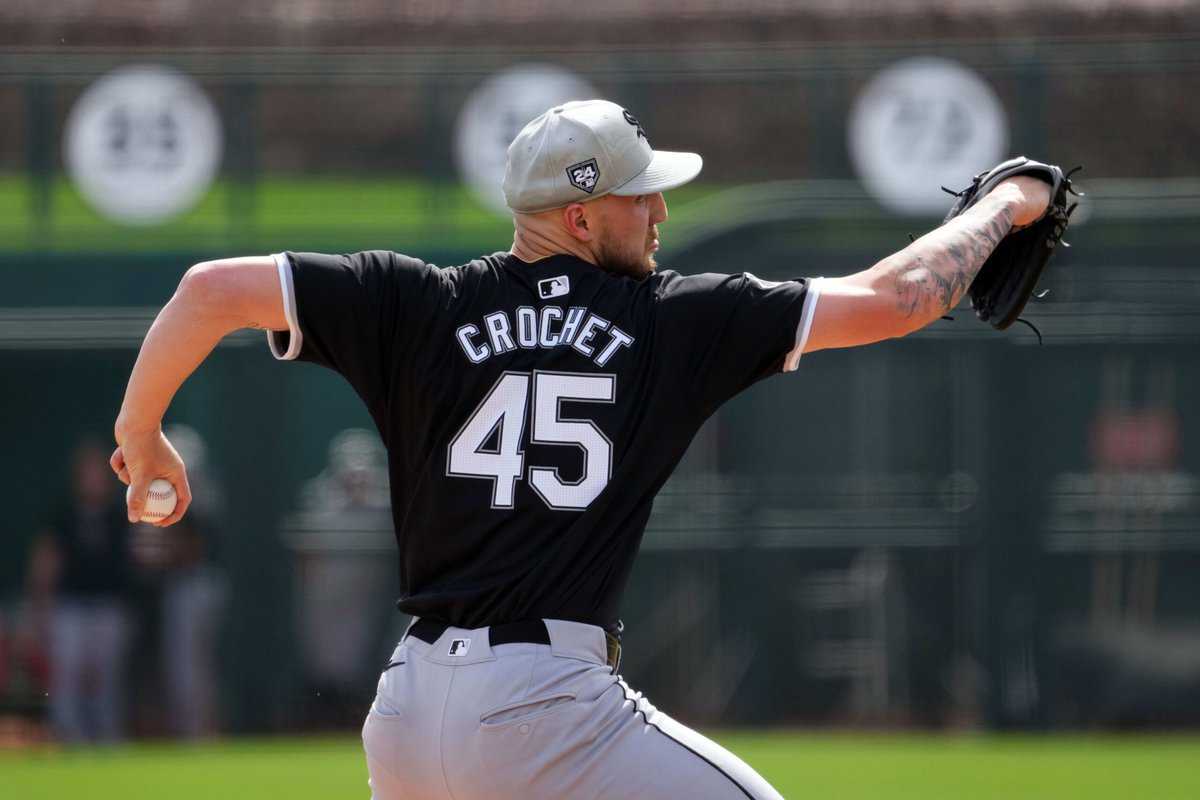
849;57;1008;215
455;64;597;216
64;65;223;226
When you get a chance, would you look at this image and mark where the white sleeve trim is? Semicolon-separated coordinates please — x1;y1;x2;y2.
782;277;823;373
266;252;303;361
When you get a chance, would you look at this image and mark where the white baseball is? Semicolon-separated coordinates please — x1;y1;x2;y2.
130;478;178;523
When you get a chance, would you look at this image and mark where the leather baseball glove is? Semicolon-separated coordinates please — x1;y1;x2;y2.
942;156;1082;340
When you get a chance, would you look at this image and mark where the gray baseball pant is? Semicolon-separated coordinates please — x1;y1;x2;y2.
361;618;784;800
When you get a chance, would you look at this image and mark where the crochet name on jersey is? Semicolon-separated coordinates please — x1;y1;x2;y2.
455;306;635;368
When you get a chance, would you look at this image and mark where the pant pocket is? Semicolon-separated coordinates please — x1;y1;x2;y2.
475;692;584;785
479;693;576;728
370;650;410;719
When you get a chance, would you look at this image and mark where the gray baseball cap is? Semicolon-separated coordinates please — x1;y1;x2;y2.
503;99;703;213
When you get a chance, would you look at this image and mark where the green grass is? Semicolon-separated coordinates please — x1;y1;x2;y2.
3;731;1198;799
2;171;1195;257
0;174;722;255
2;174;512;254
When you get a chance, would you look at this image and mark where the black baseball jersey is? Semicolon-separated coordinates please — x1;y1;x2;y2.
268;250;820;631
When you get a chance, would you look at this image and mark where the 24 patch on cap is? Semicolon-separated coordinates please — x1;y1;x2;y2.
566;159;600;193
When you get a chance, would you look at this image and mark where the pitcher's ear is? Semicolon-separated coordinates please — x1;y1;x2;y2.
562;202;594;242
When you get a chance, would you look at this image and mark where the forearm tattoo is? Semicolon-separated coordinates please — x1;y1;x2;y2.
887;199;1014;321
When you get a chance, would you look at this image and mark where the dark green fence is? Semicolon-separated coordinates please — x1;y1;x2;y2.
2;39;1199;732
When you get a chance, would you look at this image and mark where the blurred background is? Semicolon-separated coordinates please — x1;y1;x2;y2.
1;0;1199;793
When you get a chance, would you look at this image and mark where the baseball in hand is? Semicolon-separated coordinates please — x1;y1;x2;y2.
130;478;178;523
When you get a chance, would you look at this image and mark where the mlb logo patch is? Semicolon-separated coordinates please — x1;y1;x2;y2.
566;158;600;193
447;638;471;657
538;276;570;300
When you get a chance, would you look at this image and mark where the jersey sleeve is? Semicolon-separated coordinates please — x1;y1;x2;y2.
657;271;823;414
265;250;443;417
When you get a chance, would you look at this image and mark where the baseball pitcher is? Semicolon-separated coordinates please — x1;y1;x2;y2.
111;100;1062;799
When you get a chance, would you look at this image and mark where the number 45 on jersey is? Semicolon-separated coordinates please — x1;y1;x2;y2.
447;370;615;511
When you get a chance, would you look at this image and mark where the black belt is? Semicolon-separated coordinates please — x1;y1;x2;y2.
407;618;621;672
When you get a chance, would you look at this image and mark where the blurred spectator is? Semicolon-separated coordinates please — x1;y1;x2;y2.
128;424;227;739
160;424;226;738
294;429;392;727
42;439;135;744
0;536;56;746
302;428;390;512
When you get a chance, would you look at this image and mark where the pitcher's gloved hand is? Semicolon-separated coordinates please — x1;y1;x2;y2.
943;156;1083;335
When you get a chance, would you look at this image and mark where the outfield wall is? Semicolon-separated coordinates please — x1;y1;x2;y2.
1;36;1198;733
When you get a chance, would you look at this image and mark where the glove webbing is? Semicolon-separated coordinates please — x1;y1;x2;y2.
926;162;1086;347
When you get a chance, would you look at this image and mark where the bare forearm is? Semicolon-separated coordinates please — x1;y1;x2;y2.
115;274;245;435
868;191;1018;333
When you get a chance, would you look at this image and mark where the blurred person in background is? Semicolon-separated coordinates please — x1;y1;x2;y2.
161;424;226;738
294;429;392;728
40;439;135;744
128;424;226;739
0;535;57;745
